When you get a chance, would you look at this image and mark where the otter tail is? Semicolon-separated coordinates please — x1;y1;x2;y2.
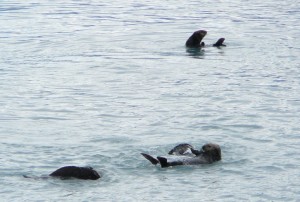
141;153;159;165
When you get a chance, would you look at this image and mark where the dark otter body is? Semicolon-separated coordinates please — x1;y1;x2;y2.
141;143;221;168
185;30;207;48
185;30;226;48
24;166;101;180
50;166;100;180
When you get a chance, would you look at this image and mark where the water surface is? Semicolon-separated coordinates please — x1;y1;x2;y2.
1;0;300;201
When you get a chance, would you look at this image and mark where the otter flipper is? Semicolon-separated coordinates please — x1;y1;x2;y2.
141;153;159;165
157;156;185;168
157;157;169;168
213;38;226;47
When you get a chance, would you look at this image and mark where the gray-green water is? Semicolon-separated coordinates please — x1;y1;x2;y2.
1;0;300;201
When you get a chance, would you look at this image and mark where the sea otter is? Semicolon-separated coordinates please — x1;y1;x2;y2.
49;166;100;180
141;143;221;168
24;166;101;180
185;30;207;48
185;30;226;48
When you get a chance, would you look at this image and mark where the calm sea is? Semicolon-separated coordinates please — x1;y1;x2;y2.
1;0;300;201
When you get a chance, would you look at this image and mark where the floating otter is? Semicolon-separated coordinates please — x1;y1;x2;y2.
50;166;100;180
185;30;226;48
141;143;221;168
24;166;101;180
185;30;207;48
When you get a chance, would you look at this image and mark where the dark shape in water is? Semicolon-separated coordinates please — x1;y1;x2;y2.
185;30;207;48
185;30;226;48
213;38;226;47
50;166;100;180
141;143;221;168
24;166;101;180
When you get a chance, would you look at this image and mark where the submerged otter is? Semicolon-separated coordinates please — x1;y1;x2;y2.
24;166;101;180
50;166;100;180
185;30;226;48
141;143;221;168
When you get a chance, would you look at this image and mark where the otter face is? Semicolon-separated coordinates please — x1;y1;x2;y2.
202;143;221;161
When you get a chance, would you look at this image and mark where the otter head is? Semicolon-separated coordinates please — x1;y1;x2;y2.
202;143;221;162
186;30;207;47
194;30;207;42
82;167;101;180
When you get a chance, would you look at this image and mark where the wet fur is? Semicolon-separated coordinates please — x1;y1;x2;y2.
185;30;226;48
49;166;100;180
24;166;101;180
141;143;221;168
185;30;207;48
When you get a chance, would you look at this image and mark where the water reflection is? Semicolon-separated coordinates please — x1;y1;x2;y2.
186;47;205;58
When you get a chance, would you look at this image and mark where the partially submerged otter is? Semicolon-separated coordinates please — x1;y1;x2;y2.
24;166;101;180
141;143;221;168
185;30;226;48
49;166;100;180
185;30;207;48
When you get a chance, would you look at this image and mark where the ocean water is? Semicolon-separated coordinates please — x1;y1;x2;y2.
1;0;300;201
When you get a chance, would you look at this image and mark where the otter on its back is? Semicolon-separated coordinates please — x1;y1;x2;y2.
141;143;222;168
